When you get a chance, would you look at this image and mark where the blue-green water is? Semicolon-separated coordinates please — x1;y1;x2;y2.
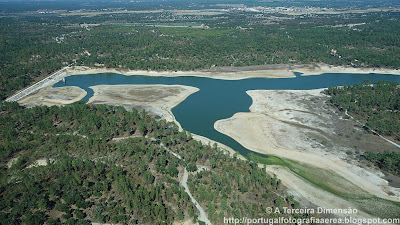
54;72;400;156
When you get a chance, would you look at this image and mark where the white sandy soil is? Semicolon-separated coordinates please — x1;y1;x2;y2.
295;64;400;76
66;64;400;81
87;84;199;128
66;66;296;80
214;89;400;203
26;159;52;168
17;86;87;107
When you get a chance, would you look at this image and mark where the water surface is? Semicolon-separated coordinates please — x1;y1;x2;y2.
54;72;400;156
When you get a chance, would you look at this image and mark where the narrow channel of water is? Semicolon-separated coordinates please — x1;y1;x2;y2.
53;72;400;156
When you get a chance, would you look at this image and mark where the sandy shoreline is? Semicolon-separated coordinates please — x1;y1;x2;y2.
10;64;400;220
6;63;400;104
295;64;400;76
66;65;296;79
7;63;399;103
66;64;400;80
214;89;400;203
18;86;87;107
87;84;199;129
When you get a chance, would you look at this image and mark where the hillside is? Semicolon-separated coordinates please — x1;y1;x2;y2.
0;102;310;224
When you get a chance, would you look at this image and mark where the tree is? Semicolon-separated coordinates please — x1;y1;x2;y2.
75;210;86;220
24;211;45;225
177;210;184;220
144;171;155;184
187;163;197;172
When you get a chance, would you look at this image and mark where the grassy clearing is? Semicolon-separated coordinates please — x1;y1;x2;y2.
249;153;372;199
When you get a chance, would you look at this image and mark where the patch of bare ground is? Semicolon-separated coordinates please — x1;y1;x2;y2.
17;86;87;107
87;84;199;128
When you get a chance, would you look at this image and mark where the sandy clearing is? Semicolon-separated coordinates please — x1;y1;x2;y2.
7;157;20;168
17;86;87;107
26;159;54;168
214;89;400;202
87;84;199;129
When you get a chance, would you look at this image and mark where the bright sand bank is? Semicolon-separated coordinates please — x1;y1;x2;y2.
66;64;400;81
87;84;199;128
17;86;87;107
214;89;400;203
295;64;400;76
66;66;296;80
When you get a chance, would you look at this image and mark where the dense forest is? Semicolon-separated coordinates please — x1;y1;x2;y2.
0;102;311;224
363;151;400;176
1;10;400;100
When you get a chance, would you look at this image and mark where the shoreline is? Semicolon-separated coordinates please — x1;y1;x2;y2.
66;64;400;80
191;133;246;161
5;63;400;103
66;65;296;80
17;86;87;107
87;84;199;131
214;89;400;202
9;64;400;219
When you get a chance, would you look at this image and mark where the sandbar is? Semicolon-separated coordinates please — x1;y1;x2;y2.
17;86;87;107
87;84;199;127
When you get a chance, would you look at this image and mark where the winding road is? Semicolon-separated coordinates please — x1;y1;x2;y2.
180;168;211;225
161;142;211;225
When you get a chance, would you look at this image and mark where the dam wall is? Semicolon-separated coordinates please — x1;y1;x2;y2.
6;67;69;102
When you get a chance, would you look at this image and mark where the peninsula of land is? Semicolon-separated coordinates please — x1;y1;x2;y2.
87;84;199;125
17;86;87;108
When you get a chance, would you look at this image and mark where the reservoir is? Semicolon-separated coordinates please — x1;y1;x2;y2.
54;73;400;156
